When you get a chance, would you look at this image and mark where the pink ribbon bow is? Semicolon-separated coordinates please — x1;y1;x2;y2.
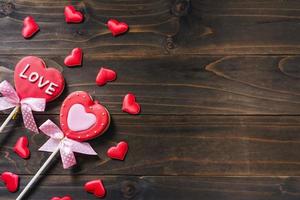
0;80;46;133
39;119;97;169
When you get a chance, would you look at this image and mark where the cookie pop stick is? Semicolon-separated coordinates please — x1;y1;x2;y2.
0;56;65;133
0;105;20;133
16;91;110;200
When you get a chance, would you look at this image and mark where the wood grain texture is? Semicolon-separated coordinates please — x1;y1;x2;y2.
175;0;300;55
2;55;300;115
0;115;300;176
0;0;300;199
0;0;179;56
2;0;300;56
1;176;300;200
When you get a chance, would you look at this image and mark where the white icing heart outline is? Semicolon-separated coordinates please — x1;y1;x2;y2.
67;104;96;132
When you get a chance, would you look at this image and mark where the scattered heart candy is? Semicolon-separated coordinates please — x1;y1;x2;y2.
51;196;72;200
14;56;65;102
122;93;141;114
107;141;128;160
1;172;19;193
13;136;30;159
84;179;106;198
60;91;110;142
96;67;117;86
22;16;39;39
64;5;84;23
64;48;83;67
107;19;129;36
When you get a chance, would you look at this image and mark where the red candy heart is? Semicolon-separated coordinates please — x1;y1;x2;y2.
107;141;128;160
51;196;72;200
22;16;39;39
14;56;65;102
122;93;141;114
1;172;19;193
64;48;83;67
107;19;129;36
64;5;83;23
84;180;106;198
60;91;110;142
96;67;117;86
13;136;30;159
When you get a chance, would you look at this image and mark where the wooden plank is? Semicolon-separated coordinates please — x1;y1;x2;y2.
2;0;300;56
0;0;178;56
1;175;300;200
1;115;300;176
175;0;300;55
2;55;300;115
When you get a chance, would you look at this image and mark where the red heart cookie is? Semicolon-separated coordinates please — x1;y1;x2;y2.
107;19;129;36
51;196;72;200
14;56;65;102
22;16;39;39
60;91;110;142
64;5;84;23
64;48;83;67
107;141;128;160
13;136;30;159
122;93;141;115
96;67;117;86
84;180;106;198
1;172;19;193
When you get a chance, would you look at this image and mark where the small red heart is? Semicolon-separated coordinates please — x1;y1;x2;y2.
22;16;39;39
107;141;128;160
51;196;72;200
1;172;19;193
64;48;83;67
84;180;106;198
64;5;83;23
96;67;117;86
14;56;65;102
107;19;129;36
13;136;30;159
122;93;141;115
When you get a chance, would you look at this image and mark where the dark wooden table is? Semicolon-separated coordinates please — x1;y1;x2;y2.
1;0;300;199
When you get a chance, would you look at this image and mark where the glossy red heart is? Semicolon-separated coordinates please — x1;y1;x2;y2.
51;196;72;200
64;48;83;67
60;91;110;142
107;19;129;36
64;5;83;23
14;56;65;102
1;172;19;193
84;180;106;198
22;16;39;39
122;93;141;114
13;136;30;159
96;67;117;86
107;141;128;160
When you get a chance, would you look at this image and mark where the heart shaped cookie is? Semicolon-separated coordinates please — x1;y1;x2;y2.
14;56;65;102
107;19;129;36
1;172;19;193
84;180;106;198
96;67;117;86
60;91;110;142
107;141;128;160
64;48;83;67
122;93;141;114
51;196;72;200
64;5;84;23
22;16;39;39
13;136;30;159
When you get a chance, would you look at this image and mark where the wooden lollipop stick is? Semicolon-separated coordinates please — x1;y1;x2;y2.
0;105;20;133
16;145;60;200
